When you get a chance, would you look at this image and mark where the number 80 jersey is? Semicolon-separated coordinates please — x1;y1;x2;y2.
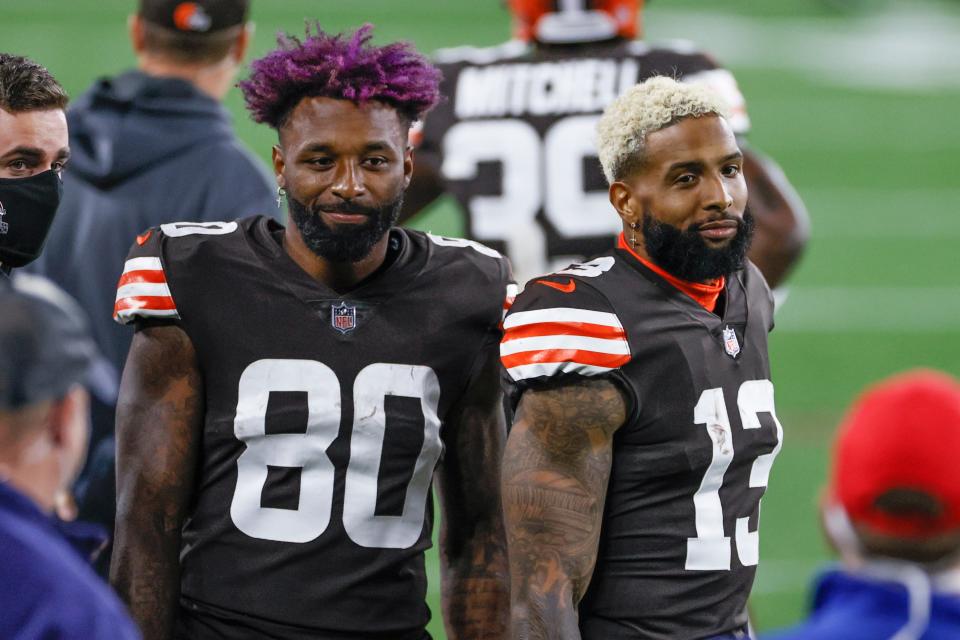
114;216;513;639
501;243;781;640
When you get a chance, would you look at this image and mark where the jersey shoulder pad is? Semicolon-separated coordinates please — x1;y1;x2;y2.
680;67;751;135
637;41;750;134
502;262;630;385
433;39;529;66
641;38;707;58
415;231;517;329
113;220;241;325
424;231;508;272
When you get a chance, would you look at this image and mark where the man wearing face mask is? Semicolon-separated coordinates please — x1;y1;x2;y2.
0;53;69;278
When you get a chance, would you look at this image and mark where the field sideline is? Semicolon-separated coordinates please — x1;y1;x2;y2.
3;0;958;634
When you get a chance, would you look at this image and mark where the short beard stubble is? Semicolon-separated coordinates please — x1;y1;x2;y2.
642;209;755;282
287;193;403;263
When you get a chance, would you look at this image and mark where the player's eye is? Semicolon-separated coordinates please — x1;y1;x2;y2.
674;173;696;186
363;156;388;168
721;164;741;178
307;157;334;168
8;159;28;171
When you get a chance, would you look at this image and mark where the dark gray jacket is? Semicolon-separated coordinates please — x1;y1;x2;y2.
31;70;276;402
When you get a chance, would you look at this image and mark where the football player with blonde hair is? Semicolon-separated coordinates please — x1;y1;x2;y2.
501;75;781;639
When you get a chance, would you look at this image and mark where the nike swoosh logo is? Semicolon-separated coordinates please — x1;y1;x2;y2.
136;230;153;246
535;278;576;293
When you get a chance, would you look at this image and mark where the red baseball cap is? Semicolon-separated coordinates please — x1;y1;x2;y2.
829;369;960;539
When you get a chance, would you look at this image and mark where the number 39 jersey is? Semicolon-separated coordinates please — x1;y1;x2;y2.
416;38;750;284
501;241;781;640
114;216;513;639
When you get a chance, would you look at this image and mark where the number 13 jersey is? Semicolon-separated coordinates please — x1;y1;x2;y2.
501;238;782;640
114;216;513;639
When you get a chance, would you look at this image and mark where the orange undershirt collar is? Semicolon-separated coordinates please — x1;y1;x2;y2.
617;233;725;312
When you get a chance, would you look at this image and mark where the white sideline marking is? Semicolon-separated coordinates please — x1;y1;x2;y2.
646;1;960;90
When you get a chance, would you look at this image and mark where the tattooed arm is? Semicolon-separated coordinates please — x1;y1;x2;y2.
435;342;510;639
110;325;203;640
501;378;628;639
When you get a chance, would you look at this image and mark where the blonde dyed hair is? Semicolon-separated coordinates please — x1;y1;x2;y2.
596;75;730;183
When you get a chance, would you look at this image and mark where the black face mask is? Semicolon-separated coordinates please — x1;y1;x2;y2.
0;169;63;269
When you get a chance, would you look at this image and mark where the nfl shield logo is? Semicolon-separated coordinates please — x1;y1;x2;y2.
722;326;741;358
331;302;357;334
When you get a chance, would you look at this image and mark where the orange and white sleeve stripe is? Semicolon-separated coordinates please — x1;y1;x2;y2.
500;307;631;382
113;257;180;325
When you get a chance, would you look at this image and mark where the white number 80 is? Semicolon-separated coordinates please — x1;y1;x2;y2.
230;359;443;549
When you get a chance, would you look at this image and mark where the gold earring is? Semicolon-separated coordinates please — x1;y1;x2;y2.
629;221;639;247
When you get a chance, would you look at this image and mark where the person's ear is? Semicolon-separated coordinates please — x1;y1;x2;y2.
820;494;864;568
128;14;147;55
610;181;640;229
272;144;286;189
233;22;254;64
402;146;414;190
47;387;90;488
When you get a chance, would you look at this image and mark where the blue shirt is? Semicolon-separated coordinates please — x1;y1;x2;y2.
0;481;140;639
764;567;960;640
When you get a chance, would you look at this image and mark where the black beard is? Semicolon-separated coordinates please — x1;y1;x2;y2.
642;209;755;282
287;193;403;262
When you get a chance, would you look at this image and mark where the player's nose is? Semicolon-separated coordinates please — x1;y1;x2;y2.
703;173;734;214
331;160;366;200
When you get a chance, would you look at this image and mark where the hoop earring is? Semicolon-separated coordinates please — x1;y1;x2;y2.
276;186;286;209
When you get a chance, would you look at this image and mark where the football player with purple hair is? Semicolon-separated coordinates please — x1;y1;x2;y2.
111;24;511;640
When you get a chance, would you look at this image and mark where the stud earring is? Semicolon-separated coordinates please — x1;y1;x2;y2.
276;186;286;209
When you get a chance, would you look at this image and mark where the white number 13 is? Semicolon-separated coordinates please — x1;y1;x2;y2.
686;380;783;571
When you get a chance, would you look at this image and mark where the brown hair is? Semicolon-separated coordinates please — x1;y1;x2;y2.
0;54;68;113
140;21;243;65
856;526;960;566
857;489;960;565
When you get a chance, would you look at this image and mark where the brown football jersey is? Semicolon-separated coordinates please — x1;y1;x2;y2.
501;237;780;639
115;216;514;639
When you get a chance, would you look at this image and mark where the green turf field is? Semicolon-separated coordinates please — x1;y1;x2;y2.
4;0;959;634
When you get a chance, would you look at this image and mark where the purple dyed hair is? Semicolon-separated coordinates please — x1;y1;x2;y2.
240;23;441;130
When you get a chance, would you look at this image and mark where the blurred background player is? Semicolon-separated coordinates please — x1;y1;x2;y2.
28;0;276;564
405;0;809;288
0;53;69;278
0;274;140;639
765;370;960;640
110;24;510;640
500;76;782;639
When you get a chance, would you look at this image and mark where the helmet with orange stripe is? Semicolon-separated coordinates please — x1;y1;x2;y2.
507;0;642;44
